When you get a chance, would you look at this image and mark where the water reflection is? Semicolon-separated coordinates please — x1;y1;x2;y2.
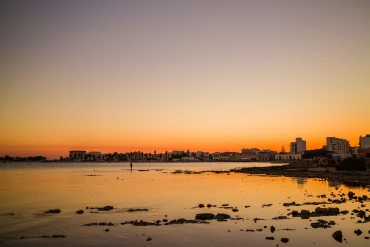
0;162;369;247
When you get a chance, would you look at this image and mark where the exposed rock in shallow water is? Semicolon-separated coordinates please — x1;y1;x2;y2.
127;208;148;212
332;230;343;243
41;235;66;238
270;226;275;233
348;191;355;200
83;222;114;226
354;229;362;236
90;206;113;211
121;220;158;226
76;210;84;214
281;238;289;243
195;213;214;220
44;209;61;214
266;237;274;240
272;216;288;220
214;213;231;220
283;202;299;207
311;219;336;228
314;207;340;216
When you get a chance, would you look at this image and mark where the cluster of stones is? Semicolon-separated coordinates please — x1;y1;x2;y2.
5;235;66;239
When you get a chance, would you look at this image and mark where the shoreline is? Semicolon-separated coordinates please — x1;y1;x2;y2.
231;166;370;187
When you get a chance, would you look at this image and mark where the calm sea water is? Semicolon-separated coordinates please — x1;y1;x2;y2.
0;162;369;247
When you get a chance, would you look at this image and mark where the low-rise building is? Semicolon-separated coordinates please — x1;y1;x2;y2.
212;152;221;160
87;151;104;161
69;150;86;160
275;153;302;160
326;137;350;154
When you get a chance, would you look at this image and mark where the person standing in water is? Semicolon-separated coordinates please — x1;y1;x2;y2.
130;162;133;170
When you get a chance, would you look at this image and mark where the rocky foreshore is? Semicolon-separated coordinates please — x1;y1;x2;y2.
232;166;370;186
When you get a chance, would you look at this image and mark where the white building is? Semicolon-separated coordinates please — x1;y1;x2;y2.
212;152;221;160
87;151;103;160
289;137;306;153
359;134;370;149
275;153;302;160
326;137;350;158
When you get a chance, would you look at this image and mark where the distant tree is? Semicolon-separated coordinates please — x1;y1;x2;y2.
165;151;168;161
59;156;63;161
336;157;366;171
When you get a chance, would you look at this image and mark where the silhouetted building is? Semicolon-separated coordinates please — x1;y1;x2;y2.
290;137;306;153
326;137;351;159
69;150;86;160
359;134;370;149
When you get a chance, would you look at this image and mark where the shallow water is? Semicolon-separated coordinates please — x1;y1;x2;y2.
0;162;369;246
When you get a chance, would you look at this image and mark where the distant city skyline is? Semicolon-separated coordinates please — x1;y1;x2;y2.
1;0;370;159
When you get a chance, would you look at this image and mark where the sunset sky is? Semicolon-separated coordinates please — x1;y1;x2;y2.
1;0;369;159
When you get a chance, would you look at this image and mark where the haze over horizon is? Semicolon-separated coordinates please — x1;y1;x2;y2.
1;0;369;159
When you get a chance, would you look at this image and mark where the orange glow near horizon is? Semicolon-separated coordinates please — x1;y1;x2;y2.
0;132;366;159
1;1;369;159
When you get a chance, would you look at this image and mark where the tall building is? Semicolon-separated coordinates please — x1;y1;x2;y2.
326;137;349;154
290;137;306;153
359;134;370;149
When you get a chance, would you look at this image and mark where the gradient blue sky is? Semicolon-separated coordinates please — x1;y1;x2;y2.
1;0;369;158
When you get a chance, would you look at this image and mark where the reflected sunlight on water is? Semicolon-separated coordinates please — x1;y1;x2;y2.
0;162;369;247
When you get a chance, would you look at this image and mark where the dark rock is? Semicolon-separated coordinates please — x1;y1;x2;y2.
96;206;113;211
245;205;251;208
281;238;289;243
163;219;168;222
300;210;310;215
127;208;148;212
105;229;109;232
283;202;297;207
270;226;275;233
232;208;239;212
146;237;152;241
199;204;205;208
365;237;369;239
76;210;84;214
314;207;340;216
222;204;229;206
311;219;335;228
262;204;272;207
272;216;288;220
207;204;212;208
291;210;298;217
266;237;274;240
195;213;214;220
214;213;231;220
354;229;362;236
332;231;343;243
348;191;354;199
51;235;66;238
44;209;61;214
